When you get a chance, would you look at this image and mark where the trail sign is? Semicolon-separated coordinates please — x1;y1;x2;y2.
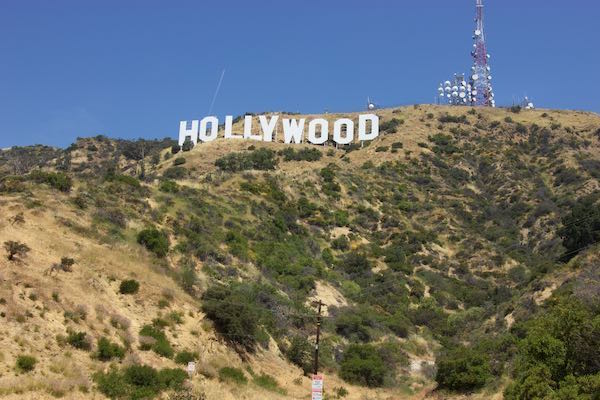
187;361;196;376
312;374;323;400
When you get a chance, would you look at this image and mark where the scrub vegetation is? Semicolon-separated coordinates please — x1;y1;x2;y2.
0;106;599;399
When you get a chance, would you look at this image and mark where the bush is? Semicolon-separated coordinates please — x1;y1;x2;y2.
159;179;179;193
438;114;468;124
340;344;386;387
215;148;278;172
4;240;30;261
558;196;600;260
173;157;186;166
16;355;37;372
96;337;125;361
218;367;247;384
435;346;491;391
286;336;313;374
175;351;198;365
119;279;140;295
375;146;389;152
67;331;92;351
94;364;188;399
163;166;187;180
171;144;181;154
28;170;72;192
137;228;169;257
380;118;404;134
182;138;194;152
139;324;174;358
254;373;286;394
280;147;322;162
201;284;261;352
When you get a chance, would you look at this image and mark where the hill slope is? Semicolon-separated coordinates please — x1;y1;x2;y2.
1;105;600;399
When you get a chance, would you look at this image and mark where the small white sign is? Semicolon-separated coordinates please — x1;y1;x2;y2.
187;361;196;375
312;374;324;398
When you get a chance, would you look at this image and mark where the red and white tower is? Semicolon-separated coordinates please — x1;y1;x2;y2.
469;0;495;107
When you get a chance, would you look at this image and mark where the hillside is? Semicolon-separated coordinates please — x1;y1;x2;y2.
1;105;600;400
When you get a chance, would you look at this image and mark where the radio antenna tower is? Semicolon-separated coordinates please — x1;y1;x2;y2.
469;0;495;107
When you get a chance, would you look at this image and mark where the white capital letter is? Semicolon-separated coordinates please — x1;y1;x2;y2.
259;115;279;142
243;115;262;141
224;115;242;139
334;119;354;145
199;116;219;142
358;114;379;141
308;119;329;145
282;118;305;144
179;120;199;146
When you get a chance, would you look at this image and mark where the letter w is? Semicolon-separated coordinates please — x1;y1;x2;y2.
282;118;305;144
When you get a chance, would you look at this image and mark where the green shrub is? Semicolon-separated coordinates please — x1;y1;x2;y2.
558;196;600;260
171;144;181;154
331;235;349;251
181;138;194;152
157;368;187;390
67;331;91;351
94;364;188;399
175;351;198;365
139;324;174;359
16;355;37;372
375;146;389;152
28;170;72;192
202;284;261;352
435;346;491;391
96;337;125;361
119;279;140;294
163;166;187;180
173;157;186;166
94;368;128;398
219;367;247;384
340;344;386;387
280;147;322;162
254;373;286;394
286;336;313;374
380;118;404;134
137;228;169;257
159;180;179;193
215;148;278;172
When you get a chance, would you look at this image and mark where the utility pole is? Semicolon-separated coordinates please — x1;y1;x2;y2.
313;300;324;375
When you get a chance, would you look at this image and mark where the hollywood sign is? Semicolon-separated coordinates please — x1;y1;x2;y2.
178;114;379;146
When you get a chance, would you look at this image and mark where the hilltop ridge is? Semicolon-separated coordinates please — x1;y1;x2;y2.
1;105;600;399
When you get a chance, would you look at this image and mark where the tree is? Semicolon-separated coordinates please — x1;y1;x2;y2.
558;197;600;260
4;241;30;261
137;228;169;257
340;344;386;387
435;346;492;391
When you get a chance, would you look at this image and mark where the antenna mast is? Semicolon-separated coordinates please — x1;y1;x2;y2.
469;0;495;107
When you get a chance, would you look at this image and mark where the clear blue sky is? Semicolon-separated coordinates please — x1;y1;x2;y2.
1;0;599;148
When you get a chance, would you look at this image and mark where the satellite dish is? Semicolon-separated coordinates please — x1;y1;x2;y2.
488;75;492;80
459;92;466;98
472;74;479;80
452;92;458;97
366;97;377;110
452;86;458;91
446;94;451;98
445;80;451;86
472;90;478;95
474;29;481;36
